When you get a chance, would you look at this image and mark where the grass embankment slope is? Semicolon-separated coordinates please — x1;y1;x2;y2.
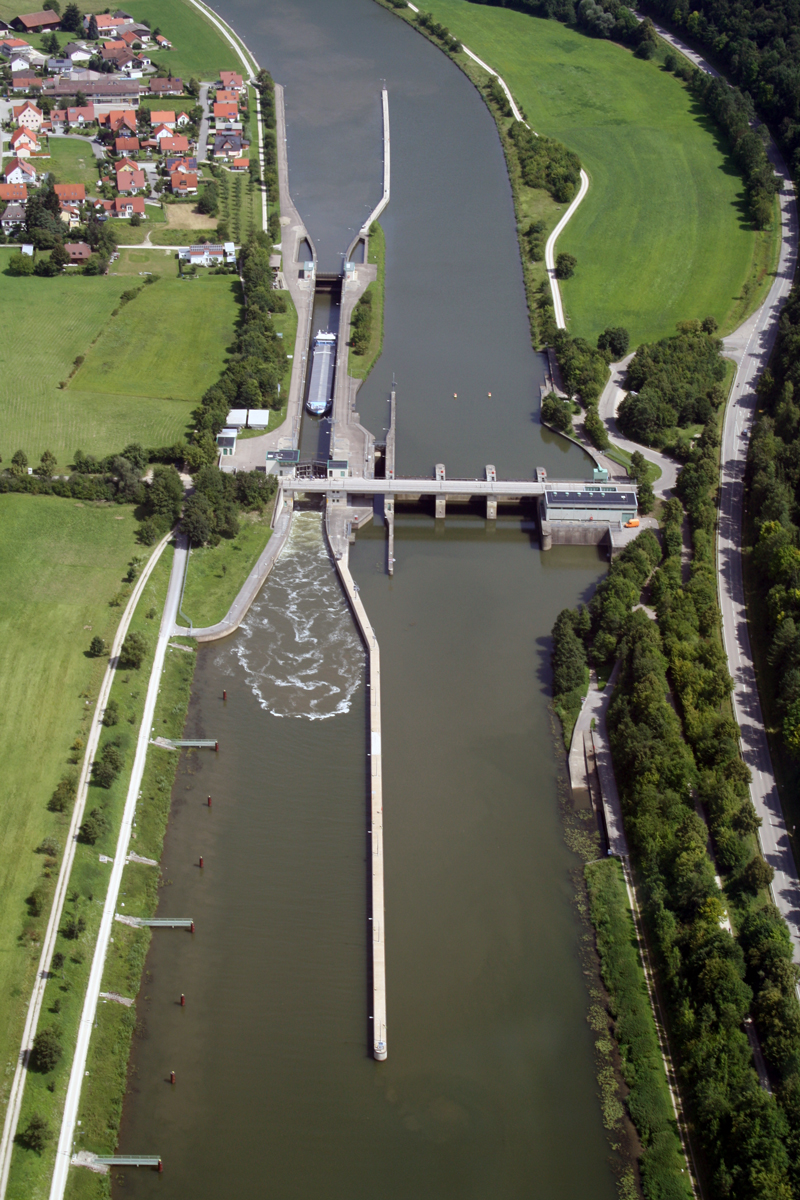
0;269;240;464
417;0;771;347
6;548;176;1199
0;497;140;1123
347;223;386;382
177;511;272;629
73;275;240;404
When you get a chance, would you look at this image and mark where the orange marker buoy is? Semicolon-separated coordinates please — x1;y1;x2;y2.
453;393;457;398
488;392;492;397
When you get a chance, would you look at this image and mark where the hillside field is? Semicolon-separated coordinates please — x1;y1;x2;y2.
0;259;242;464
415;0;774;346
0;496;142;1121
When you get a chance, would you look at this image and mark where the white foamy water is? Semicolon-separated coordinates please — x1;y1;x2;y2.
220;512;364;719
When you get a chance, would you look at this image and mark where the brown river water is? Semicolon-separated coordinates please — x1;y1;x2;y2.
114;2;617;1196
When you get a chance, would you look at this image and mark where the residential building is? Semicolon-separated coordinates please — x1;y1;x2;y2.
1;202;26;232
13;100;43;130
46;57;74;72
159;135;189;154
42;80;140;101
65;242;92;263
231;157;250;172
51;104;95;126
0;36;29;53
116;167;146;194
97;108;137;134
149;76;182;96
212;133;248;159
59;202;80;228
101;46;134;69
150;109;176;128
179;242;236;266
114;135;140;155
3;158;37;185
0;182;28;204
151;122;174;142
83;13;122;35
62;41;93;63
170;171;197;195
8;56;31;72
54;183;86;203
213;101;238;122
165;155;197;173
154;34;172;48
10;127;39;156
13;10;61;32
112;195;145;217
176;111;190;126
219;70;244;94
215;89;239;106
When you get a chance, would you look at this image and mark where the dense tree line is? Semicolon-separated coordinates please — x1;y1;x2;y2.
413;10;462;52
253;69;281;243
585;858;692;1200
618;320;727;447
746;286;800;732
193;233;287;446
350;290;374;355
508;121;582;203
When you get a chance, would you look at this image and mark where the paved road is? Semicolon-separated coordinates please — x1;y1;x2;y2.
49;537;188;1200
597;355;680;499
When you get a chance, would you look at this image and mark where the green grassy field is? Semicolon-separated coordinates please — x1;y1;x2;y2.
40;139;101;190
72;275;240;404
127;0;241;81
111;248;180;277
347;222;385;381
177;511;273;628
417;0;771;347
0;496;142;1140
0;263;197;463
6;545;174;1200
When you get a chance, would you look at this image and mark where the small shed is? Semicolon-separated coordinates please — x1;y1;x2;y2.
216;428;238;458
327;460;349;480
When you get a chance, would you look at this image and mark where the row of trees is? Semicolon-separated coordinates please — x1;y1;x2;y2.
618;319;727;447
253;69;281;243
192;232;287;447
182;465;277;547
413;10;462;53
350;289;374;355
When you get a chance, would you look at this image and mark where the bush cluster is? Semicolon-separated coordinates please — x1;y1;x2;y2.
541;391;573;434
182;464;276;547
91;740;124;791
618;320;726;448
48;774;77;814
551;330;611;450
350;290;373;355
508;121;582;204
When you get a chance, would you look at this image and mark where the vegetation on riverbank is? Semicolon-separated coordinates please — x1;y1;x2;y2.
348;224;386;381
62;635;197;1200
6;547;174;1198
585;858;691;1200
390;0;772;347
0;497;144;1131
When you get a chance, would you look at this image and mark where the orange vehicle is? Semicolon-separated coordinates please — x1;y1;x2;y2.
624;517;640;528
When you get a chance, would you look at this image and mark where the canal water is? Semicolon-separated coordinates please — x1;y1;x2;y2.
114;2;616;1197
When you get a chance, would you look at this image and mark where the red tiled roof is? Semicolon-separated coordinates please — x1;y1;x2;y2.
54;183;86;201
159;136;189;153
0;183;27;201
114;136;140;152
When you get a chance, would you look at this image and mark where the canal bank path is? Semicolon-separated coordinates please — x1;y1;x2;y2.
48;537;188;1200
0;532;173;1200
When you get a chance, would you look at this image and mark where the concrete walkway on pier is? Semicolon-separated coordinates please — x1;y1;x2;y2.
568;666;628;858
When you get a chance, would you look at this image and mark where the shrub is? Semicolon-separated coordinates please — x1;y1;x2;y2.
119;631;148;670
541;391;573;433
79;808;107;843
48;774;77;813
31;1028;62;1073
89;635;106;656
555;252;576;279
36;836;60;857
103;699;119;726
19;1113;52;1153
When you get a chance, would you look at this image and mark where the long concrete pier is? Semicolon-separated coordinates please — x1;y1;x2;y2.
331;544;387;1060
360;86;390;235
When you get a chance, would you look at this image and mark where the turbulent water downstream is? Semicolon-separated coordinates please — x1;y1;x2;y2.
115;2;618;1197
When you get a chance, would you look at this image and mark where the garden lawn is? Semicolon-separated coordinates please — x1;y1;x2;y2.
0;495;141;1136
72;275;240;403
216;164;261;243
43;138;101;190
177;511;273;628
419;0;766;347
0;269;194;464
127;0;241;81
